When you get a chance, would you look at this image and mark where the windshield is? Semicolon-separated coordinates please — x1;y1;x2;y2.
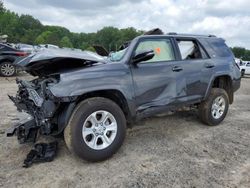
108;48;127;62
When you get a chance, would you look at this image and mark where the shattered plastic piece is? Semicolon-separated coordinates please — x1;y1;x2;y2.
144;28;164;35
23;142;58;168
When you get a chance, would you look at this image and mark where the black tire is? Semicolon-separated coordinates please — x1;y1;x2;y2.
0;62;16;77
64;97;126;162
241;69;245;77
199;88;229;126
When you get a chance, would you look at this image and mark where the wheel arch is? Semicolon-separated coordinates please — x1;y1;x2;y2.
57;89;133;135
76;89;132;122
205;74;234;104
0;56;15;64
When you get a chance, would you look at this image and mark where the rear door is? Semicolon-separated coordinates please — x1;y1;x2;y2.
173;38;214;101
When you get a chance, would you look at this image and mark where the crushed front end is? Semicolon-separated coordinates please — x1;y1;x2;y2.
7;77;72;143
6;49;105;144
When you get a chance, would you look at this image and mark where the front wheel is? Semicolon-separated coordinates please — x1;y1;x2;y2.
64;97;126;162
199;88;229;126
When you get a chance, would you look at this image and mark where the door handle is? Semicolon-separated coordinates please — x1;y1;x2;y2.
205;63;215;68
172;66;183;72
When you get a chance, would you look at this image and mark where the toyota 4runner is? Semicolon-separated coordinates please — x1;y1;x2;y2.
7;33;241;162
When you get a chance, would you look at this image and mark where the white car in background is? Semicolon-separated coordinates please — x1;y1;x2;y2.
240;61;250;76
39;44;59;50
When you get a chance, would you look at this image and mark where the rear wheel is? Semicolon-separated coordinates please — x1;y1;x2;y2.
241;69;245;77
0;62;16;77
199;88;229;126
64;97;126;162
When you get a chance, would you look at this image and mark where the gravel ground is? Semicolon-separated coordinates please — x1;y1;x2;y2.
0;75;249;188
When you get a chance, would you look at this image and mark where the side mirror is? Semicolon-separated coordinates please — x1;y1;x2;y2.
132;50;155;64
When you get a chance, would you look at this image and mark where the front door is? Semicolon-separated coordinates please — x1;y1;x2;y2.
130;37;187;114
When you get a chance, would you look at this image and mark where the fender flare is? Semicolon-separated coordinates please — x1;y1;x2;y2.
204;73;233;101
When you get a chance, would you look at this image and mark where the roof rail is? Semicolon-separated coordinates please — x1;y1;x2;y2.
208;34;216;37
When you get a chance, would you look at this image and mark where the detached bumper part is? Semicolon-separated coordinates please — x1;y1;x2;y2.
6;118;38;144
23;142;58;168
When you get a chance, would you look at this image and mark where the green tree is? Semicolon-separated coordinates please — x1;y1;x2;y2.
60;36;73;48
120;27;142;43
35;31;52;44
85;46;95;52
96;26;121;51
35;30;60;45
0;0;5;13
231;47;250;61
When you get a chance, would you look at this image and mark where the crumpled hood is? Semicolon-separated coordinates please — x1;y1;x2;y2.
15;48;108;76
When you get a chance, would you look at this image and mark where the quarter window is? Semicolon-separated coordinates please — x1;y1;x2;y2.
208;39;232;57
135;39;175;63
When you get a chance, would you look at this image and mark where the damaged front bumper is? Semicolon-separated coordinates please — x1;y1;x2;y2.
7;77;77;144
6;117;38;144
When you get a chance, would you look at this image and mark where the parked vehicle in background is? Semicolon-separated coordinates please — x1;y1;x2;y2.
235;58;242;67
7;32;241;162
39;44;59;50
16;43;35;53
0;43;28;77
240;61;250;76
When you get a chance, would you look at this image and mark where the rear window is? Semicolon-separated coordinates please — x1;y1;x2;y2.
207;39;232;57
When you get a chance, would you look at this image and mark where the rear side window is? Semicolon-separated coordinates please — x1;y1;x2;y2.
176;39;208;60
135;39;175;63
207;39;232;57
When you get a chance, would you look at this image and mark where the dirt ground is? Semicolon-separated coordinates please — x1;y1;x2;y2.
0;75;249;188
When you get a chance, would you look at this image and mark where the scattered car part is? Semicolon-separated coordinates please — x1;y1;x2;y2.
92;45;109;56
23;142;58;168
6;117;38;143
8;31;241;162
144;28;164;35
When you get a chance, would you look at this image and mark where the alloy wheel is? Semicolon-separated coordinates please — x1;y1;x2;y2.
82;110;117;150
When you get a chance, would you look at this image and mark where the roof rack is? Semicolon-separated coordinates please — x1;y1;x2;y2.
167;32;177;35
208;34;216;37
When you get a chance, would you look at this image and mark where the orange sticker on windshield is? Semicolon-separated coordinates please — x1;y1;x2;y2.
155;47;161;54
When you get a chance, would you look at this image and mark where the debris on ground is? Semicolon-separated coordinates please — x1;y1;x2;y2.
23;142;58;168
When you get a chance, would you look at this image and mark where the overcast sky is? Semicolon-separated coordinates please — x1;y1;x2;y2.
4;0;250;48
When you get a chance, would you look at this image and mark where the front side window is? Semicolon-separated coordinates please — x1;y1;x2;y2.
135;39;175;63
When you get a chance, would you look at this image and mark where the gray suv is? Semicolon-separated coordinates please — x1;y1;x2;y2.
7;33;241;162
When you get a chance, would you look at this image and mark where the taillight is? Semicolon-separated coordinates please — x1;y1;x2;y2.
15;52;28;56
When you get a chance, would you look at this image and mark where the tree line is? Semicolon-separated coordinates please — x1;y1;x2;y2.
0;1;143;51
0;0;250;60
